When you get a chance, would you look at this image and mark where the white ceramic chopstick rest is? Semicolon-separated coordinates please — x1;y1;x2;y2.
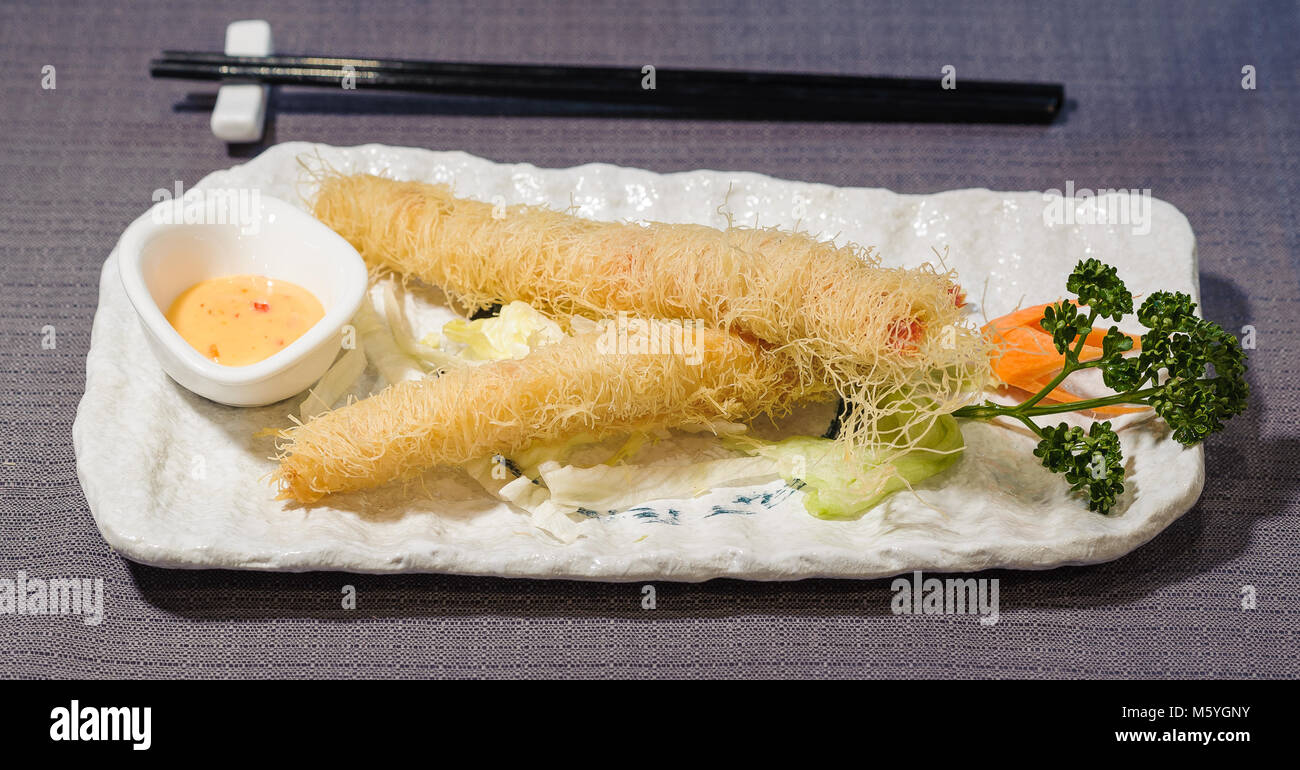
210;20;273;143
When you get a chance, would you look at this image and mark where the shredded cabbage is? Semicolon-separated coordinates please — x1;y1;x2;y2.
298;344;367;420
437;301;564;362
726;413;964;519
465;413;964;525
380;284;462;370
352;296;424;386
541;456;782;512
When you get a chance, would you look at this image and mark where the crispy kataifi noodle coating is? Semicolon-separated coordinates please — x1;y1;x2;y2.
272;323;830;503
310;172;992;455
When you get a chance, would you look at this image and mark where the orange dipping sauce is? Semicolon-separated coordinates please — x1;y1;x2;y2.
165;275;324;366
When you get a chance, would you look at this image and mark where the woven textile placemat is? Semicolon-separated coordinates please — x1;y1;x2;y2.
1;0;1295;678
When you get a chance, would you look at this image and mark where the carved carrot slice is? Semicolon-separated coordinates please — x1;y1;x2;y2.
984;303;1145;416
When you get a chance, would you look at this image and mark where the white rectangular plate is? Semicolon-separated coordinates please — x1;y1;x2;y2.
74;142;1204;580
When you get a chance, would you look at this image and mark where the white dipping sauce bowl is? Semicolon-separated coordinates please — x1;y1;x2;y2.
117;193;368;406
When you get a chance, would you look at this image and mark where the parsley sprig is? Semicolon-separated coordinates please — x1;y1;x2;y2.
952;259;1249;514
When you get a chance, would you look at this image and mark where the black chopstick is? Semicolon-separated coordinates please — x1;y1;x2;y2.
151;51;1064;123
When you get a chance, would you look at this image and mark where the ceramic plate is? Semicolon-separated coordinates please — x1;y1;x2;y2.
73;142;1203;580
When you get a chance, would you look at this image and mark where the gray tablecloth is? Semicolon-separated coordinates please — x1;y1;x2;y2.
1;0;1296;679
